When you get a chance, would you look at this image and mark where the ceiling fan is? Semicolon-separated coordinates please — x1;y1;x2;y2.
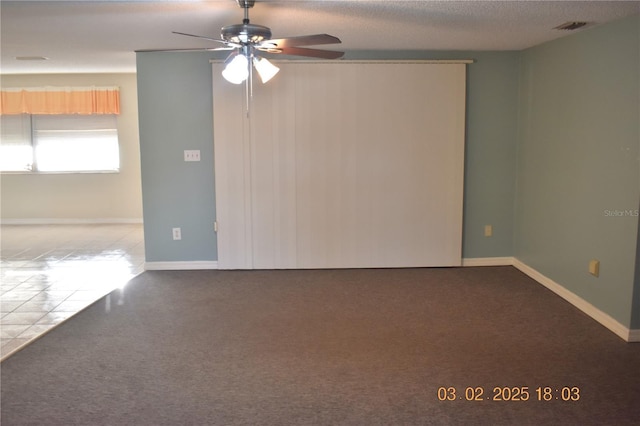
142;0;344;85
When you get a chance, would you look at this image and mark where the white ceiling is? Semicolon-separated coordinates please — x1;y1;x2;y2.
1;0;639;74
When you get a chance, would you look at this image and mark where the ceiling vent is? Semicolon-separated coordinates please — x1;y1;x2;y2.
554;22;589;31
15;56;49;61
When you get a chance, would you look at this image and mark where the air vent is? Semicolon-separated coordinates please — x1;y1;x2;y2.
15;56;49;61
554;22;589;31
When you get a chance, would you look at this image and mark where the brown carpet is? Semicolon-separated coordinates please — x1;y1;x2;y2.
2;266;639;425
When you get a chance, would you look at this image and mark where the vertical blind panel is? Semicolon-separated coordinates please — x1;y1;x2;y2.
292;63;465;268
212;66;253;269
213;61;466;269
250;71;299;269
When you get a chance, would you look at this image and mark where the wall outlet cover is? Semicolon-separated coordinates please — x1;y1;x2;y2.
172;227;182;240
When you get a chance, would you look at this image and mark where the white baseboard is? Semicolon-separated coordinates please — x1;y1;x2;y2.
512;258;637;343
1;218;143;225
462;257;514;267
144;261;219;271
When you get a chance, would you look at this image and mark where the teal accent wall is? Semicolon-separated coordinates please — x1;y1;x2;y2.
515;15;640;327
137;52;218;262
136;50;519;263
459;52;519;258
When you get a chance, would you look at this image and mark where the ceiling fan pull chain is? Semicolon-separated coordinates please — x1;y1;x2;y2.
246;59;251;117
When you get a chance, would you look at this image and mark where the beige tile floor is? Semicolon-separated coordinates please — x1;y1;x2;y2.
0;224;145;360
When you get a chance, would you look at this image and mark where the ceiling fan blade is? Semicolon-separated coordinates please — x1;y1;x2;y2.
265;46;344;60
260;34;341;49
172;31;235;46
135;47;234;53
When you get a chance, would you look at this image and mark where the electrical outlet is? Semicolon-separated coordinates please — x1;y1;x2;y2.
484;225;493;237
172;227;182;241
184;150;201;162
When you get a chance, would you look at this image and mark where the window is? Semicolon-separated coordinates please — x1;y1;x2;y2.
0;114;120;173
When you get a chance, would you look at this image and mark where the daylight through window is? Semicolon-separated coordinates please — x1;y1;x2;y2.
0;114;120;173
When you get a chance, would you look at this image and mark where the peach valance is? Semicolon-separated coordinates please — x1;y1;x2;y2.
0;86;120;115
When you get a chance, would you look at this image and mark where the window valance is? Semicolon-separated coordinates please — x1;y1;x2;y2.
0;86;120;115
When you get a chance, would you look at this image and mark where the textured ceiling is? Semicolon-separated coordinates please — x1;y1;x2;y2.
1;0;639;74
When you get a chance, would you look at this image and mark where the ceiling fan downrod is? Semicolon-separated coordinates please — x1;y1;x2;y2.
238;0;254;24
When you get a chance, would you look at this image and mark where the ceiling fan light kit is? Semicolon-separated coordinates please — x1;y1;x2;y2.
252;56;280;84
221;50;250;84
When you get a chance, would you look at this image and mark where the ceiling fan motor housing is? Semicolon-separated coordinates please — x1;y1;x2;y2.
222;23;272;44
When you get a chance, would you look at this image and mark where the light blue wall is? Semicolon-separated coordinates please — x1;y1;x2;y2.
136;50;520;263
458;52;519;258
515;15;640;327
137;52;218;262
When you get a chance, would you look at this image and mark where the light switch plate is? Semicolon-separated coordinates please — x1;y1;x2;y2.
589;259;600;277
184;150;201;162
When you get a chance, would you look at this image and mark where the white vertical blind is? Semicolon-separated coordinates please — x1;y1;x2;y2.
212;78;252;269
249;71;299;269
213;61;466;269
